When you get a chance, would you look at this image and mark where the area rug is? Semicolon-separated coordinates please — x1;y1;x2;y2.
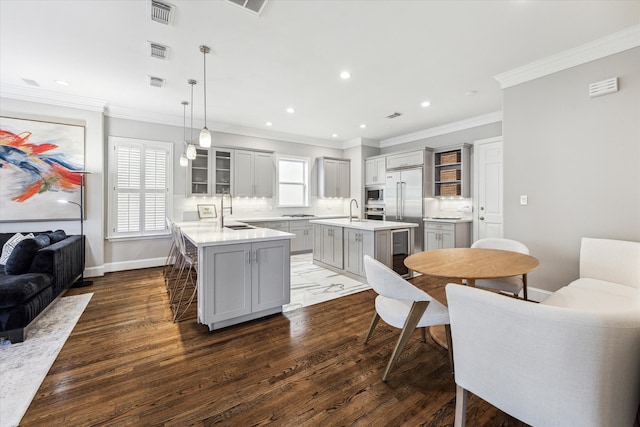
284;254;371;312
0;293;92;427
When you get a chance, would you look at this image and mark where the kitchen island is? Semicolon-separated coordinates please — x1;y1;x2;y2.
309;218;419;279
180;221;294;331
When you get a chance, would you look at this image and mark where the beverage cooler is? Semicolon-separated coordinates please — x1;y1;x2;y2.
391;228;411;278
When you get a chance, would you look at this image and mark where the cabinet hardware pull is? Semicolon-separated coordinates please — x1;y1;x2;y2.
480;216;485;221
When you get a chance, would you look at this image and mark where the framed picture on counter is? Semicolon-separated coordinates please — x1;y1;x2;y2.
197;204;217;219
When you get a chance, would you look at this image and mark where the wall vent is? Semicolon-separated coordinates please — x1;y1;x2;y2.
589;77;618;98
150;0;173;25
150;76;165;88
386;112;402;119
224;0;268;16
149;42;169;60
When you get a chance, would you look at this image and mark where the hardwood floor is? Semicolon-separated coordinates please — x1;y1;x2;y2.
22;267;528;426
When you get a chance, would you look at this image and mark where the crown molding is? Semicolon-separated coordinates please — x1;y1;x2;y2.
0;84;107;112
494;24;640;89
380;111;503;148
342;137;381;150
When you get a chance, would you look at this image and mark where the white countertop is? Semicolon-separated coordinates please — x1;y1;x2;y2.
309;218;419;231
423;217;473;223
178;220;294;247
238;215;348;222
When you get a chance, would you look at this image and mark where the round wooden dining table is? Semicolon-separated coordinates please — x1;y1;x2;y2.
405;247;539;300
404;248;539;349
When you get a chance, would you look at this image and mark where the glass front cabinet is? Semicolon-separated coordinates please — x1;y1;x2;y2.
187;147;212;196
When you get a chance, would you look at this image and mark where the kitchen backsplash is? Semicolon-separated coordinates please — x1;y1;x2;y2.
174;195;349;221
424;197;473;219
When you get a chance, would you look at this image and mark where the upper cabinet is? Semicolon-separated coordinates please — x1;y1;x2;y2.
434;144;470;197
317;157;350;198
234;149;274;198
213;149;233;195
365;156;386;186
386;150;425;170
188;147;212;196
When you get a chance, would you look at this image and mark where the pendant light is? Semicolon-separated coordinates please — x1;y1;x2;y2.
186;79;197;159
179;101;188;167
199;45;211;148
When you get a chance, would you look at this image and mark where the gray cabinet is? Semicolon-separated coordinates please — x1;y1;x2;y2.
312;224;343;268
318;157;350;198
424;221;470;250
386;150;424;170
234;149;274;198
199;240;290;328
344;228;374;276
290;220;313;253
188;147;212;196
365;156;386;186
434;144;470;197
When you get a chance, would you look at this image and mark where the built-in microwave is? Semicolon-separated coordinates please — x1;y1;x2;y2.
365;186;384;205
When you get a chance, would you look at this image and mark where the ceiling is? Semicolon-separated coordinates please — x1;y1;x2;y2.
1;0;639;145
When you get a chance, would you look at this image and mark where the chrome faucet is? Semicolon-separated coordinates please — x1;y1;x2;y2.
349;198;359;222
220;191;233;228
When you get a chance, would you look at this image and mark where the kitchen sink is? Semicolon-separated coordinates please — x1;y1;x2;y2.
225;224;256;230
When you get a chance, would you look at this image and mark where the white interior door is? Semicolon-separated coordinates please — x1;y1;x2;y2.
474;137;504;241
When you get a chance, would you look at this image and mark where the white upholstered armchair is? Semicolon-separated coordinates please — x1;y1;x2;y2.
446;283;640;427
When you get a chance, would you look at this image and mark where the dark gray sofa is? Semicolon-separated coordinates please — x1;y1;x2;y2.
0;231;83;343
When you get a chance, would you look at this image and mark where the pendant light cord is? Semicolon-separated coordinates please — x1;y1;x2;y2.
190;79;195;141
202;48;207;126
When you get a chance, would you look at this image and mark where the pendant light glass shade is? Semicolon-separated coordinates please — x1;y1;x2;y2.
186;143;197;159
179;153;188;167
199;45;212;148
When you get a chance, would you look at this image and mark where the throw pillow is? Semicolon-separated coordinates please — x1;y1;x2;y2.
4;235;50;275
0;232;34;265
45;229;67;244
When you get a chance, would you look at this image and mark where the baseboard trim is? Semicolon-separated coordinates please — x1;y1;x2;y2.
525;287;553;303
102;257;166;274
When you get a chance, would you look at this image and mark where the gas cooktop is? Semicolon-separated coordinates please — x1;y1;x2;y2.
282;214;316;218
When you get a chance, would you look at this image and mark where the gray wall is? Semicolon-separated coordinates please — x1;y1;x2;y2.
503;47;640;292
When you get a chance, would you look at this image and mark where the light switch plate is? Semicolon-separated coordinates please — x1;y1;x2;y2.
520;195;528;205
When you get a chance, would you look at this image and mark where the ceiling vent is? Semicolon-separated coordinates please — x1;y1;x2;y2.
149;42;169;60
224;0;268;16
386;112;402;119
149;76;165;88
22;78;40;87
150;0;173;25
589;77;618;98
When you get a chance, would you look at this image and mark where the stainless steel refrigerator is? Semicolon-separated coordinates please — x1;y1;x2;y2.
385;168;424;255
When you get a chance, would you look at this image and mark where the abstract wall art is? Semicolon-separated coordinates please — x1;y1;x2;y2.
0;116;85;221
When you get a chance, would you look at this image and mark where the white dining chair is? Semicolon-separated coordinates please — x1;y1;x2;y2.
469;238;530;299
363;255;452;381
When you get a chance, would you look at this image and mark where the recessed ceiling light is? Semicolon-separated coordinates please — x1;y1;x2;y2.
465;90;477;96
360;124;366;129
266;122;272;126
286;107;295;114
340;71;351;80
421;100;431;107
332;133;338;138
55;80;70;86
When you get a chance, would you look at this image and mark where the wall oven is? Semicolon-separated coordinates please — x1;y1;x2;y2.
364;206;385;221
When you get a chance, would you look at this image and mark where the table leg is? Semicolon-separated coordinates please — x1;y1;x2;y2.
523;273;528;301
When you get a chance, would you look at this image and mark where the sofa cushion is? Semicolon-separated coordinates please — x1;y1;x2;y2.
0;272;53;308
568;278;639;299
0;233;34;265
4;235;51;275
541;285;640;311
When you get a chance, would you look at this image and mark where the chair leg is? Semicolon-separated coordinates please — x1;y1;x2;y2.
420;327;427;343
364;312;380;344
445;324;454;373
454;384;468;427
382;300;429;382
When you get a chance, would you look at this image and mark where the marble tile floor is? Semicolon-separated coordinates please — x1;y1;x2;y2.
0;293;93;427
284;253;371;313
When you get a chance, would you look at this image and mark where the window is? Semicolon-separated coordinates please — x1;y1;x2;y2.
277;156;309;207
108;137;173;238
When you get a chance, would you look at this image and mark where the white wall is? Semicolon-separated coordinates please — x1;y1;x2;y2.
503;47;640;292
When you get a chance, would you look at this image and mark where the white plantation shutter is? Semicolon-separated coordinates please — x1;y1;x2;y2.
109;137;173;238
